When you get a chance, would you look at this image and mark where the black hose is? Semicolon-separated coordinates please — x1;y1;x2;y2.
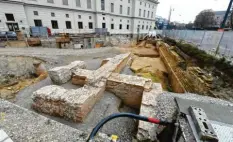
87;113;169;141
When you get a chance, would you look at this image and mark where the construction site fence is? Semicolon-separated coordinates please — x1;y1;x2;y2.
156;30;233;62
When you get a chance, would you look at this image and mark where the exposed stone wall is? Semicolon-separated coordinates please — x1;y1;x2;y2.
33;53;131;122
106;73;153;108
158;43;186;93
72;69;94;86
32;83;105;122
48;61;86;84
158;41;213;95
137;83;163;141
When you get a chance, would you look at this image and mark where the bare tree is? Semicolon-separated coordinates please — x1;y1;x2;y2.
194;9;216;29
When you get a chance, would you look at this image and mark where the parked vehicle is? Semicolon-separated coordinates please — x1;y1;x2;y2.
0;31;17;40
6;31;17;40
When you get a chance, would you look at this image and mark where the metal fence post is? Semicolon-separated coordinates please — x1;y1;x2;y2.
215;31;225;56
199;30;206;49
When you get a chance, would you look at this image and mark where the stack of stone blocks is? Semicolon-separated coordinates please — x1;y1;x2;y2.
32;52;164;141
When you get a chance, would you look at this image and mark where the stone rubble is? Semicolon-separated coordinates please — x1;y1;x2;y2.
48;61;86;84
106;73;153;108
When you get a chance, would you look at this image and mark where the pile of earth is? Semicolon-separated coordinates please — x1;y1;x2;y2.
0;56;46;100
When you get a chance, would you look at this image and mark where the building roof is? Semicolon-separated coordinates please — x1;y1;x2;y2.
215;11;226;15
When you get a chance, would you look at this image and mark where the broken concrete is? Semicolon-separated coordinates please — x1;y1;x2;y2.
48;61;86;84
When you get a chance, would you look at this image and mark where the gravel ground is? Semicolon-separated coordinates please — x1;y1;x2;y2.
0;47;137;141
0;99;109;142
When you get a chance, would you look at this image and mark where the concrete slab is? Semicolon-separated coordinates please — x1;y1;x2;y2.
176;98;233;125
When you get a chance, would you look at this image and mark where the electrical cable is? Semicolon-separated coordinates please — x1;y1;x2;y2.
87;113;173;141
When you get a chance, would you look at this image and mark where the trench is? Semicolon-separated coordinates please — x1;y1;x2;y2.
120;40;172;92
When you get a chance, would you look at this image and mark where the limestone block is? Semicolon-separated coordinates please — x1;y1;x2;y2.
106;73;153;108
32;84;106;122
49;66;72;84
49;61;86;84
137;83;163;141
67;61;86;71
72;69;94;85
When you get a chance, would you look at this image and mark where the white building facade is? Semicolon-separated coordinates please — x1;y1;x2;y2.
0;0;158;35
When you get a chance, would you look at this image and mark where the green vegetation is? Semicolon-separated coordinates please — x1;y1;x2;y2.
163;37;233;77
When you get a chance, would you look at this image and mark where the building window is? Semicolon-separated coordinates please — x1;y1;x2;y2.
111;3;114;13
127;20;129;23
147;11;150;18
146;25;148;29
76;0;81;7
120;19;122;22
34;20;42;27
112;19;114;21
5;14;15;21
51;20;58;29
127;25;129;30
119;24;122;29
120;5;123;14
51;12;55;17
138;25;140;29
128;0;130;3
102;23;106;28
33;11;38;16
142;25;144;29
89;16;92;19
62;0;68;5
145;3;146;6
101;0;105;10
103;17;105;20
47;0;54;3
127;7;130;15
151;12;153;18
143;10;146;17
88;22;93;29
78;22;83;29
66;14;69;18
139;9;141;16
66;21;72;29
140;2;142;5
111;24;114;29
87;0;92;9
149;4;150;8
78;15;81;19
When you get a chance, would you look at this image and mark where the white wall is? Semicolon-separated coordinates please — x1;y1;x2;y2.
25;6;95;33
24;0;96;12
0;2;29;31
1;0;158;35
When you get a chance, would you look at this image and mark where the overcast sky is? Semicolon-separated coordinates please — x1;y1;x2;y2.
156;0;230;23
